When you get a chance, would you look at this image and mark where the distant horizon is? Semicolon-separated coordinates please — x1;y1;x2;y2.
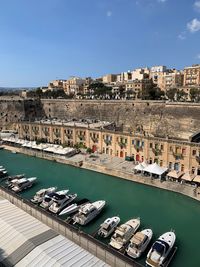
0;0;200;87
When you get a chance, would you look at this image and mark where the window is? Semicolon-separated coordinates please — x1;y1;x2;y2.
142;141;144;147
132;140;134;145
181;164;184;172
192;150;196;156
182;148;186;155
150;143;153;148
161;144;164;150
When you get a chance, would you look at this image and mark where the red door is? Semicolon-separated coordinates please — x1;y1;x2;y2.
120;151;124;158
92;145;97;152
136;154;140;162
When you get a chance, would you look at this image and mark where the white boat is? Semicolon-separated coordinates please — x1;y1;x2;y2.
72;200;106;225
126;229;153;258
0;170;7;177
59;198;89;216
40;189;69;209
49;193;77;214
31;187;57;204
6;174;25;184
146;231;176;267
98;216;120;238
109;218;140;250
11;177;37;192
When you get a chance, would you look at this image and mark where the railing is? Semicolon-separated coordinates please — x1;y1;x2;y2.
173;152;184;160
118;142;127;148
104;139;111;146
134;144;143;151
152;148;162;156
91;137;98;143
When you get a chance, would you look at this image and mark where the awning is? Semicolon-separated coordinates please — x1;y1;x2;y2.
143;163;168;176
167;170;184;179
193;175;200;183
181;172;195;182
134;162;148;171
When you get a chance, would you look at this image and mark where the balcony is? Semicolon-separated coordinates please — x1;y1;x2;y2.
118;141;127;149
104;139;111;146
152;148;162;157
134;144;143;151
91;137;98;143
42;129;50;136
173;152;184;160
78;135;85;141
53;132;61;138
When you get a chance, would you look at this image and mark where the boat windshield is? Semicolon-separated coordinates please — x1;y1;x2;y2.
130;243;140;249
152;241;166;255
36;192;44;198
44;197;51;202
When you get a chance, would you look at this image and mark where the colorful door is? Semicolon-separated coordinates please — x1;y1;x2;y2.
136;154;140;162
92;145;97;152
120;151;124;158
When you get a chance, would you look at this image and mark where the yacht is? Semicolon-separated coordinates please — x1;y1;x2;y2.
146;231;176;267
0;170;7;177
6;174;25;184
109;218;140;250
11;177;37;192
40;189;69;209
126;229;153;258
73;200;106;225
59;198;89;216
49;193;77;214
31;187;57;204
98;216;120;238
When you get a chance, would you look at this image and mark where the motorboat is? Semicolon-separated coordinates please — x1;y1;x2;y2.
109;218;140;250
72;200;106;225
59;198;89;216
6;174;25;184
40;189;69;209
11;177;37;192
126;229;153;258
98;216;120;238
49;193;77;214
0;170;7;178
31;187;57;204
146;231;176;267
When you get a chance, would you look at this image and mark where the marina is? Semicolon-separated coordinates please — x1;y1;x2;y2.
0;149;200;266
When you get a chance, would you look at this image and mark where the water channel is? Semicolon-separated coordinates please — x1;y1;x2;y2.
0;149;200;267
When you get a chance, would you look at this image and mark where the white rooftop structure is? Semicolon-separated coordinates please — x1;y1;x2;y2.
0;198;109;267
143;163;168;176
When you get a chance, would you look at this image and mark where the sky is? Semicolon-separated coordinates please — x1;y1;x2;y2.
0;0;200;87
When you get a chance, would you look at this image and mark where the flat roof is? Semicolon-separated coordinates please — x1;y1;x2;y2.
0;199;109;267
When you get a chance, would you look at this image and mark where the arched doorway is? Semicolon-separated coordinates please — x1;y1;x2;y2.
92;145;97;152
136;154;140;162
120;151;124;158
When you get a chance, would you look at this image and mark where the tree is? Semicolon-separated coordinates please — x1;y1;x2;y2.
190;88;200;102
166;88;178;101
141;86;164;100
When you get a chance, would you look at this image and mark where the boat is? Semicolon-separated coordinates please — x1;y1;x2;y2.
11;177;37;192
49;193;77;214
126;229;153;258
0;170;8;178
98;216;120;238
40;189;69;209
72;200;106;225
146;231;176;267
109;218;140;250
6;174;25;184
31;187;57;204
59;198;89;216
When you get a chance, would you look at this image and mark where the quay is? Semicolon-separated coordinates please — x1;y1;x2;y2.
0;185;142;267
2;144;200;202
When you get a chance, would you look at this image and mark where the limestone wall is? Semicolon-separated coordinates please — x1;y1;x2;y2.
41;100;200;140
1;97;200;140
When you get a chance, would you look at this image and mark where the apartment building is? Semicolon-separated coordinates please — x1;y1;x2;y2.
63;77;86;95
18;120;200;174
183;64;200;87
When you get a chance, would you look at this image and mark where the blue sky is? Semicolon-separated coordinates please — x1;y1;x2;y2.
0;0;200;87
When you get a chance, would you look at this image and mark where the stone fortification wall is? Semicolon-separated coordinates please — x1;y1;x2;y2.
1;97;200;140
0;97;43;130
41;100;200;140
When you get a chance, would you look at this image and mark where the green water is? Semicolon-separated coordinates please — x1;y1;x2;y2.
0;150;200;267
